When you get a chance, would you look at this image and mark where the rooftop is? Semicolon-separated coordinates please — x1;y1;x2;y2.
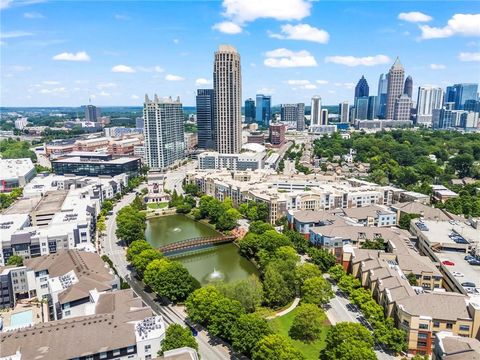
33;190;68;213
392;201;462;221
416;219;479;247
0;158;35;181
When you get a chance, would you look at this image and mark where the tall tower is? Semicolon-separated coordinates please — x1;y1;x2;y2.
214;45;242;154
386;57;405;120
143;95;185;170
196;89;215;149
377;73;388;118
416;86;444;125
255;94;272;126
244;98;255;123
310;96;322;126
355;75;369;99
404;75;413;98
339;101;349;123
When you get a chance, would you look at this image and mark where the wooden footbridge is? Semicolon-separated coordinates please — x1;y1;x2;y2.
159;235;236;256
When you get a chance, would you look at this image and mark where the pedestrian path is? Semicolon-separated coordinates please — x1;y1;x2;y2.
266;297;300;319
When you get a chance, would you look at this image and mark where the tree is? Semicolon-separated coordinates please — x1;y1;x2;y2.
216;275;263;313
328;264;346;282
322;341;377;360
374;318;407;354
258;230;292;254
216;208;240;231
263;264;294;308
252;334;305;360
96;216;106;234
249;221;274;234
131;248;163;278
449;153;474;177
144;259;199;302
301;276;334;306
231;314;272;357
238;233;261;259
116;206;146;245
295;263;322;288
361;238;386;251
406;272;418;286
6;255;23;266
337;275;361;294
307;248;336;272
159;324;198;356
289;304;326;342
126;240;152;262
399;213;420;230
284;230;309;254
208;297;245;341
185;286;221;325
321;322;375;360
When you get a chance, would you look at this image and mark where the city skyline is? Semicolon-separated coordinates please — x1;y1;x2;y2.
1;0;479;107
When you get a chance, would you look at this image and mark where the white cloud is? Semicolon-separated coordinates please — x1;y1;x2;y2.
97;82;117;89
430;63;446;70
256;87;275;94
270;24;329;44
303;84;317;90
420;14;480;39
11;65;31;71
165;74;185;81
398;12;432;23
195;78;212;86
131;94;140;100
42;80;60;85
458;52;480;62
111;64;136;73
114;14;130;20
53;51;90;62
316;80;329;84
98;91;111;97
285;80;310;85
137;65;164;73
0;30;34;39
325;54;390;67
334;82;355;89
212;21;242;34
39;87;67;94
264;48;317;68
24;11;44;18
173;39;179;44
0;0;12;9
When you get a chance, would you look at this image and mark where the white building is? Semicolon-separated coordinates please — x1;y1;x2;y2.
14;117;28;130
416;87;444;126
339;101;350;123
310;95;322;126
0;158;36;191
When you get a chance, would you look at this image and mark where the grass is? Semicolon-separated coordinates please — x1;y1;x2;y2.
147;202;168;209
269;306;329;359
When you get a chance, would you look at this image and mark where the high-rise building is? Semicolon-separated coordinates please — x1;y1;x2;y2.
196;89;215;149
416;87;444;125
433;109;464;129
367;96;378;120
393;94;412;121
354;96;369;120
84;105;100;122
143;94;185;170
403;75;413;98
445;86;457;104
339;101;349;123
214;45;242;154
386;57;405;120
245;98;256;123
447;83;479;109
255;94;271;126
321;109;329;125
310;96;322;126
281;103;305;130
135;117;144;129
464;99;480;113
355;75;369;99
377;73;388;119
269;123;286;147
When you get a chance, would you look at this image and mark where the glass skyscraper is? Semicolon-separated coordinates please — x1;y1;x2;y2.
256;94;271;126
450;83;478;109
355;97;369;120
355;75;369;99
196;89;215;149
377;73;388;119
245;98;255;123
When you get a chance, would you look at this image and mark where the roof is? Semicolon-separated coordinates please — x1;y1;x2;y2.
291;209;342;224
342;205;394;220
391;201;462;221
0;158;35;182
33;190;68;213
440;334;480;360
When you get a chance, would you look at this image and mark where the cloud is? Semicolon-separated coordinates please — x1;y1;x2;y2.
11;65;31;71
285;80;310;85
24;11;44;18
264;48;317;68
316;80;329;84
111;64;136;73
114;14;130;20
195;78;212;86
97;82;117;89
256;87;275;94
334;82;355;89
398;12;432;23
430;63;446;70
325;54;390;67
39;87;67;94
53;51;90;61
165;74;185;81
1;0;46;9
131;94;140;100
137;65;164;73
270;24;329;44
98;91;111;97
0;0;12;9
420;14;480;39
212;21;242;34
458;52;480;62
42;80;60;85
0;30;34;39
173;39;179;44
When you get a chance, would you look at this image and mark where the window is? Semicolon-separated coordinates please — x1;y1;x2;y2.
145;356;152;360
144;344;151;352
417;341;427;347
423;276;431;281
446;323;453;329
127;346;134;353
419;324;428;329
418;333;428;339
99;352;107;359
41;284;48;289
433;321;440;328
459;325;470;332
64;310;70;316
113;349;120;356
402;320;410;327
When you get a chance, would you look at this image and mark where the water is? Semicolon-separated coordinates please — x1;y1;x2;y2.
10;310;33;328
145;214;259;285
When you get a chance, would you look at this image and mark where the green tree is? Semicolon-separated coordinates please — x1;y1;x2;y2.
263;264;294;308
361;238;386;251
159;324;198;356
231;313;272;357
321;322;375;360
185;286;221;325
258;230;292;254
6;255;23;266
131;248;163;278
116;206;146;245
301;276;334;306
289;304;326;342
208;297;245;341
307;248;336;272
96;216;106;234
249;221;274;234
216;207;240;231
126;240;152;262
337;275;361;294
238;233;261;259
449;153;474;177
406;272;418;286
216;275;263;313
284;230;309;254
328;264;346;282
295;263;322;288
252;334;305;360
398;213;420;230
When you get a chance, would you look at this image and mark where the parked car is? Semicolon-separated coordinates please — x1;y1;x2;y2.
452;271;464;277
462;282;476;288
442;260;455;266
464;255;475;261
468;259;480;266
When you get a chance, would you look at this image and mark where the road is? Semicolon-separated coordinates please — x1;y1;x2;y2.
102;190;234;360
163;160;197;195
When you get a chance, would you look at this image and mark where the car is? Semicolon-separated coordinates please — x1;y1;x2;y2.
452;271;464;277
468;259;480;266
442;260;455;266
464;255;475;261
461;282;476;288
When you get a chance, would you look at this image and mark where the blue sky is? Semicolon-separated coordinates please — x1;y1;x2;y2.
1;0;479;107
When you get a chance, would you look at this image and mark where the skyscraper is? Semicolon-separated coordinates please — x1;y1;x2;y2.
386;57;405;120
310;96;322;126
255;94;271;126
416;87;444;125
367;96;378;120
245;98;255;123
321;109;329;125
143;94;185;170
281;103;305;130
355;75;369;99
377;73;388;119
196;89;215;149
85;105;100;122
393;94;412;121
214;45;242;154
354;97;369;120
403;75;413;98
339;101;349;123
448;83;479;109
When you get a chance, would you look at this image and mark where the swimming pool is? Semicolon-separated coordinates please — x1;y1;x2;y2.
9;310;33;328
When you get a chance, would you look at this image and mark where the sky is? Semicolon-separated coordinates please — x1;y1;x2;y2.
1;0;479;107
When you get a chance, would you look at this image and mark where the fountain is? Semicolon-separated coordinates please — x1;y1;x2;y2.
206;267;225;283
172;227;181;233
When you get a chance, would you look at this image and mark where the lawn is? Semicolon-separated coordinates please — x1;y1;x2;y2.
269;307;329;359
147;202;168;209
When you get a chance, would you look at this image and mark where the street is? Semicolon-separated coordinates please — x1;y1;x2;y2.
163;160;197;195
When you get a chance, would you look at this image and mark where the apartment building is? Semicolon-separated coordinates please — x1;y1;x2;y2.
74;136;110;152
433;331;480;359
0;158;36;191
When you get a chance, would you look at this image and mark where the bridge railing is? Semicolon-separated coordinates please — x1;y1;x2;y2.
159;235;236;253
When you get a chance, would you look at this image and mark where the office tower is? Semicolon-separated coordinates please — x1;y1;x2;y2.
255;94;271;126
416;87;444;125
196;89;215;149
354;97;369;120
85;105;100;122
135;117;144;129
433;109;466;129
403;75;413;98
386;57;405;120
214;45;242;154
355;75;369;99
367;96;378;120
393;94;412;121
321;109;329;125
245;98;255;123
448;83;479;109
143;94;185;170
281;103;305;130
445;86;456;104
310;95;322;126
464;99;480;113
269;123;286;146
377;73;388;119
339;101;349;123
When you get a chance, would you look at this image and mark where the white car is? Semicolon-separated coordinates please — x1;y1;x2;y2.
452;271;464;277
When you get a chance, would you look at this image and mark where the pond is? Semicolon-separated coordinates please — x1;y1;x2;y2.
145;214;259;285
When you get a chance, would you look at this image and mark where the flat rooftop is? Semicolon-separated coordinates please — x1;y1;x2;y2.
33;191;68;213
54;156;139;164
3;197;41;215
418;220;479;247
436;251;480;293
0;158;34;181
